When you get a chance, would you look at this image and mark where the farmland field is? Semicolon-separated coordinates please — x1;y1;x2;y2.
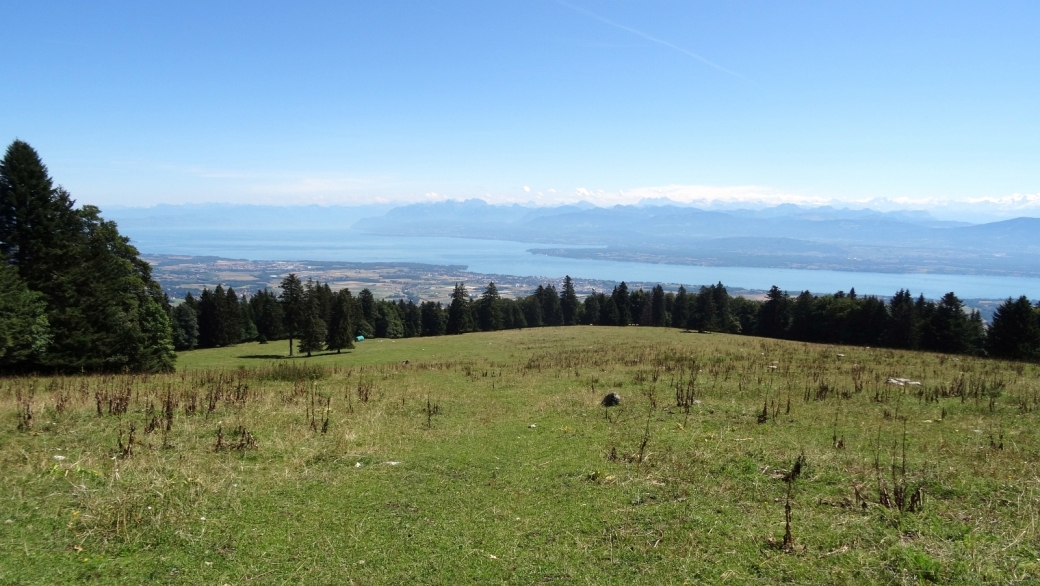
2;327;1039;584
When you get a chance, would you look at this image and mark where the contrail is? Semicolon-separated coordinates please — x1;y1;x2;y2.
556;0;752;83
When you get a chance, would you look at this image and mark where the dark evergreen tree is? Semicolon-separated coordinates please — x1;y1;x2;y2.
582;292;601;325
540;284;564;327
477;282;502;332
249;288;284;341
358;288;376;324
757;287;786;337
279;273;304;356
297;308;326;357
0;141;175;372
446;283;473;334
630;288;650;326
0;259;49;366
886;289;919;349
399;300;422;337
671;286;688;329
326;290;355;353
650;284;666;327
986;296;1040;361
921;292;976;354
600;296;620;326
196;288;219;348
561;276;580;326
420;301;447;336
375;301;404;339
171;303;199;351
219;286;243;346
522;294;544;327
612;282;630;326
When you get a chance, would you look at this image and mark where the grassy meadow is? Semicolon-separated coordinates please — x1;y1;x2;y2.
2;326;1040;584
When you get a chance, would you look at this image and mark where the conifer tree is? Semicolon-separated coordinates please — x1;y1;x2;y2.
0;140;175;372
612;282;630;326
986;296;1039;361
420;301;447;336
171;303;199;350
0;259;49;366
477;282;502;331
375;301;404;338
326;289;355;353
196;288;219;348
582;292;600;325
540;284;564;326
650;284;666;327
671;286;688;329
757;286;791;338
446;282;473;334
297;304;327;357
561;276;580;326
279;274;304;356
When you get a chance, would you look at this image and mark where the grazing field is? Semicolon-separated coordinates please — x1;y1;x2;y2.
2;327;1040;584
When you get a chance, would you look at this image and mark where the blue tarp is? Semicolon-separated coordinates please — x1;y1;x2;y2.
356;335;365;342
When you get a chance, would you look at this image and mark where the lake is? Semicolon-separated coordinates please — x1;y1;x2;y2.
127;228;1040;300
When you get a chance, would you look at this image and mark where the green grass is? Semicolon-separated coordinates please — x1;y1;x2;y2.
3;327;1040;584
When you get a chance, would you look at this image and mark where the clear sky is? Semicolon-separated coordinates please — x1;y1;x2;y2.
2;1;1038;217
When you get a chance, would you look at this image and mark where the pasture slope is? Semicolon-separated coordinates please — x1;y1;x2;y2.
2;327;1039;584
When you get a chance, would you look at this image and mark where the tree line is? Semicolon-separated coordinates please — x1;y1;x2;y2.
172;274;1040;363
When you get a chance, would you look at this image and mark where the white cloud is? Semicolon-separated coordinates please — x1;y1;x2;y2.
523;186;531;192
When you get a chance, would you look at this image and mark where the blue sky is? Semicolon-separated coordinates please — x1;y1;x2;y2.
2;1;1038;217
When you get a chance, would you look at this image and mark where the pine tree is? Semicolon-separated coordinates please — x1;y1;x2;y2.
477;282;502;331
886;289;919;349
582;292;601;325
671;286;688;329
540;284;564;326
650;284;666;327
0;259;50;366
196;288;218;348
757;286;791;338
171;303;199;350
446;283;473;334
297;306;327;357
986;296;1040;361
250;288;284;341
220;287;243;346
612;282;631;326
420;301;447;336
375;301;404;339
561;276;580;326
1;141;174;372
279;274;304;356
326;290;355;353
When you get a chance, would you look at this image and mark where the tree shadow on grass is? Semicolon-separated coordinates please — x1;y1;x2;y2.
238;351;354;360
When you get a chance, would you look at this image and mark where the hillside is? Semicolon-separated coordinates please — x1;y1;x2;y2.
2;327;1039;583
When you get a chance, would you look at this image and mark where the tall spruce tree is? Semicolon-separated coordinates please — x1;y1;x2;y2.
171;303;199;351
279;274;304;356
326;289;355;353
650;284;666;327
446;282;473;334
612;282;630;326
1;141;174;371
986;296;1040;361
561;276;580;326
477;282;502;331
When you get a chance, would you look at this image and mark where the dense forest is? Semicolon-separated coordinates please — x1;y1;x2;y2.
3;139;1040;373
0;141;174;373
176;274;1040;363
